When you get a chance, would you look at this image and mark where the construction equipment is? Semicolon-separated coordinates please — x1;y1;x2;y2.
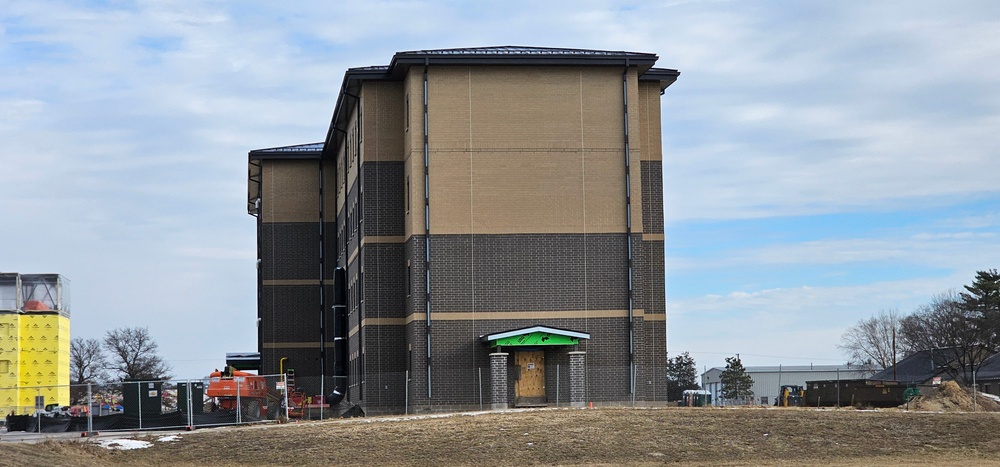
777;385;805;407
206;366;269;417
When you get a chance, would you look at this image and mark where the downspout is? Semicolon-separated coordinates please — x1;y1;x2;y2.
318;155;326;404
355;93;364;401
423;60;433;398
251;159;263;370
329;266;348;404
622;61;636;396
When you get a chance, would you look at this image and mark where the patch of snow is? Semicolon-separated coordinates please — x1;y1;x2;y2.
978;392;1000;403
157;434;182;442
97;438;153;450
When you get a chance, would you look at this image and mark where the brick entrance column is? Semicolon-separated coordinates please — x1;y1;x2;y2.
490;352;509;410
569;351;586;407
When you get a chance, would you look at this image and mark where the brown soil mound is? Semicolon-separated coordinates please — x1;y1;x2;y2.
907;380;1000;412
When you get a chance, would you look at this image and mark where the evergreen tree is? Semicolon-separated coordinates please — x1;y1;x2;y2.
665;352;700;401
961;269;1000;350
720;355;754;404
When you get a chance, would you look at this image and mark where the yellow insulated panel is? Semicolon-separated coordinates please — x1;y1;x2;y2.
14;313;70;410
0;314;20;414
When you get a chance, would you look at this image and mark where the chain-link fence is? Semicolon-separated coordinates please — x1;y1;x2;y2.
3;364;692;430
335;365;679;415
2;374;295;434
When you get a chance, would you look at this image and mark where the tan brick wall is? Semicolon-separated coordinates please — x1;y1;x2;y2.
427;149;630;234
323;161;337;221
261;160;318;223
403;69;424;239
362;81;405;162
336;98;363;213
427;66;626;151
638;82;662;162
336;145;346;212
397;65;655;237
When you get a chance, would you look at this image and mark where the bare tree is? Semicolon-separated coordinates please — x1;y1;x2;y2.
69;337;109;404
838;308;906;373
103;326;172;381
70;337;108;384
898;291;988;386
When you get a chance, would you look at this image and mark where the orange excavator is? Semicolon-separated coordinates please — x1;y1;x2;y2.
206;366;270;417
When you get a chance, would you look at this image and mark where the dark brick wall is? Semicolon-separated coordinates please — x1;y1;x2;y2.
405;236;426;318
360;243;406;320
345;181;360;263
389;231;667;409
640;317;668;400
426;233;631;313
260;285;321;343
260;223;320;280
360;323;407;408
261;347;322;387
398;316;658;407
361;161;405;237
640;160;663;235
642;240;665;315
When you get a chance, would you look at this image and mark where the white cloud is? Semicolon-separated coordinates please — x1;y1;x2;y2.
666;275;967;369
2;0;998;378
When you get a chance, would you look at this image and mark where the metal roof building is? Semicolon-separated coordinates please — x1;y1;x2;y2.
701;364;869;406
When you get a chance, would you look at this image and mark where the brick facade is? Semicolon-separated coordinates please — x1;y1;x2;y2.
249;47;678;414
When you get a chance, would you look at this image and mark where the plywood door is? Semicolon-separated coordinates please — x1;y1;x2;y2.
515;350;545;405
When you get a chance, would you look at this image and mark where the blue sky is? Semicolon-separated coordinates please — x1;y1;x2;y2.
2;1;998;378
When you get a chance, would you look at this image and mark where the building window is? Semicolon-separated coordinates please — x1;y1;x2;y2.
405;93;410;132
405;176;410;214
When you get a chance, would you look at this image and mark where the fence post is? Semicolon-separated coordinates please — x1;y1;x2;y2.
283;373;289;421
632;365;637;407
137;381;142;430
236;377;242;424
556;364;560;407
36;387;41;433
478;367;483;411
87;383;93;434
404;370;409;415
186;380;193;428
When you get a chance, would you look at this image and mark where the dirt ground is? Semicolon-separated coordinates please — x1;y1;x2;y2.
4;403;1000;467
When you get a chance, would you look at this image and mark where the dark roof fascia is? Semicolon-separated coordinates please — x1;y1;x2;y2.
248;143;325;161
640;67;681;92
387;51;659;79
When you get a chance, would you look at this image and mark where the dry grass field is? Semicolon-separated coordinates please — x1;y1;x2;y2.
4;402;1000;467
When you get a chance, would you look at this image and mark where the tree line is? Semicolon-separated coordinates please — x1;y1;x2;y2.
666;351;754;403
839;269;1000;386
70;326;172;388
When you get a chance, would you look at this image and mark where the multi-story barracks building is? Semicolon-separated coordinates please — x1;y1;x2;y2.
247;46;678;414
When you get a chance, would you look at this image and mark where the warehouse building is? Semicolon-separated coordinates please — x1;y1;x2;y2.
701;364;869;406
248;46;678;413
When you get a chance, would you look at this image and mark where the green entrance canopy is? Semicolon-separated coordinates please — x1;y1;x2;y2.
481;326;590;348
